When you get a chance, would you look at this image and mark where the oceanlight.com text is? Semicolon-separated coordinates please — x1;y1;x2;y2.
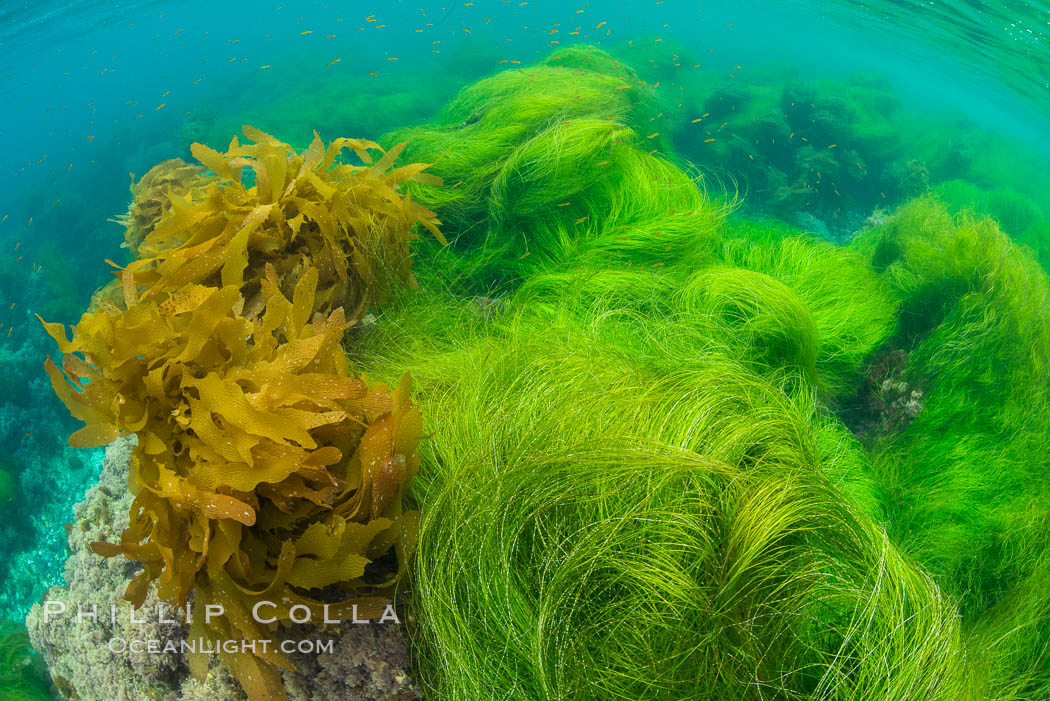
107;637;337;656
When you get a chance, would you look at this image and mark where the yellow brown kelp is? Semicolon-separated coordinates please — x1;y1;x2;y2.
127;125;445;321
113;158;217;256
39;126;442;701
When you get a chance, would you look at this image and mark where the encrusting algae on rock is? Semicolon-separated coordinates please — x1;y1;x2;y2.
37;126;444;701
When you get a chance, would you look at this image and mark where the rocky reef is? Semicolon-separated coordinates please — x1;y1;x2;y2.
27;437;419;701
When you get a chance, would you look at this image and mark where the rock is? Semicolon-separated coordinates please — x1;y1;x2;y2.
26;437;420;701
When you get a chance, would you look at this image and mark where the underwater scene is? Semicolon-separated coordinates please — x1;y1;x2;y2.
2;0;1050;699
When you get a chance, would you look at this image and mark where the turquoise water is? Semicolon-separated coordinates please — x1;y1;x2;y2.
2;0;1050;697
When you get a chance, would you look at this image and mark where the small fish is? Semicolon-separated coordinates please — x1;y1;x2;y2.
8;302;15;310
575;216;588;224
647;132;659;139
518;250;531;259
828;143;837;149
368;71;378;76
703;138;715;143
328;58;342;66
300;30;313;35
260;64;271;69
556;202;571;207
155;103;165;111
596;21;607;29
691;117;703;123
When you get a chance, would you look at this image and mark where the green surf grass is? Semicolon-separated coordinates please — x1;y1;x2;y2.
346;45;1050;699
0;622;50;701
